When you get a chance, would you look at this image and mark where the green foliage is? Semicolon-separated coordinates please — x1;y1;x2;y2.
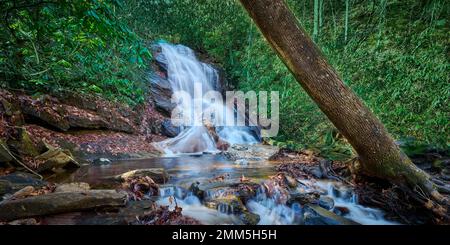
1;0;447;154
0;0;151;106
132;0;449;153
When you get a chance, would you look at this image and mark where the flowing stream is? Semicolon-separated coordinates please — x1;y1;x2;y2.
53;42;398;225
58;152;397;225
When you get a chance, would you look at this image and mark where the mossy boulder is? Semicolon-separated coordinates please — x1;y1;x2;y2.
8;128;40;157
36;147;80;173
0;139;13;163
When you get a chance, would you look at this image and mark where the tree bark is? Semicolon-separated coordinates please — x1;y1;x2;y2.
238;0;446;204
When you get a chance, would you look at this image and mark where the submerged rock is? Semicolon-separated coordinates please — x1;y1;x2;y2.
0;172;46;197
93;158;112;165
11;186;35;199
303;204;359;225
334;206;350;216
0;190;127;221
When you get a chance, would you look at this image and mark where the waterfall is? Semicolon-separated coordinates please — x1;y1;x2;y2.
153;43;258;155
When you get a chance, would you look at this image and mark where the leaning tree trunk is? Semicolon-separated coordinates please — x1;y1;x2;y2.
238;0;447;205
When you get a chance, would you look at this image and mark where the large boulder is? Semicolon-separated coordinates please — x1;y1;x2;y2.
19;95;70;131
0;190;127;221
35;147;80;173
19;93;136;134
8;128;40;157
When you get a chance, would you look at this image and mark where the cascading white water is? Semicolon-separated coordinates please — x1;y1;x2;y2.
246;180;399;225
154;43;258;155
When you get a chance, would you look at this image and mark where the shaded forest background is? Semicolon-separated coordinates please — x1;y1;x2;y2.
1;0;448;159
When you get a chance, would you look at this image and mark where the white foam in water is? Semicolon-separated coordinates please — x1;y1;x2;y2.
153;43;258;155
246;187;299;225
246;180;398;225
157;194;242;225
313;181;399;225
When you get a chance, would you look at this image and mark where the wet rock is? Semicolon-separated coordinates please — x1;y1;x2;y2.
93;158;112;165
0;190;127;221
210;195;246;215
199;181;258;193
55;182;90;193
331;184;353;200
287;192;320;205
237;183;259;204
284;175;298;188
11;186;35;199
221;151;238;161
189;182;204;200
308;166;323;179
216;139;230;151
154;52;168;73
161;119;180;137
303;204;359;225
0;172;46;196
240;211;260;225
232;145;248;151
334;206;350;216
149;73;175;116
115;168;169;184
36;148;80;173
318;196;335;210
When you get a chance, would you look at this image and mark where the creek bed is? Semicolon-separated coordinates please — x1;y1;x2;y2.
45;153;398;225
